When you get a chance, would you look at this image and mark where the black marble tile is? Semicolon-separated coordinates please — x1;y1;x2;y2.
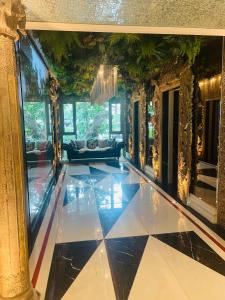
121;183;140;201
70;174;91;185
94;188;128;236
105;236;149;300
63;187;91;206
196;180;216;191
89;166;109;176
112;173;129;183
94;183;140;236
45;240;100;300
198;168;217;178
153;231;225;277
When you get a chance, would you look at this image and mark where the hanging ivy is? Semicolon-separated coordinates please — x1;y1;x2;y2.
34;31;203;96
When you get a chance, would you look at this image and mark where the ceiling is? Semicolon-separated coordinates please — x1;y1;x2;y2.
23;0;225;36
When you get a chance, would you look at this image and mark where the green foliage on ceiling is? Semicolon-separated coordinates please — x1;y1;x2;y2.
35;31;203;96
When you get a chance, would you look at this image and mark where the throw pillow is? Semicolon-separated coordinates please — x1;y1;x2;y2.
26;142;35;151
36;141;47;151
71;140;78;151
107;138;116;148
98;139;109;148
87;139;98;149
76;140;86;150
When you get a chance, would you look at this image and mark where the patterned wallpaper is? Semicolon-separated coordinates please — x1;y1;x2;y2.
22;0;225;29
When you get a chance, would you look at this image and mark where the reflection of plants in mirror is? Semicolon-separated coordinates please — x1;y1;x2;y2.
24;102;48;140
35;31;203;96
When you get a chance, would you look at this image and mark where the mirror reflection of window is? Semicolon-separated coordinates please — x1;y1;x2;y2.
63;103;74;133
19;38;54;248
112;103;121;132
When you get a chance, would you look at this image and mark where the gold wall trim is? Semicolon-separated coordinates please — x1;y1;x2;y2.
178;66;194;202
151;63;194;202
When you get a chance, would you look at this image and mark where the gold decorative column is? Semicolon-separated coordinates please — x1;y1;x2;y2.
177;66;194;202
0;1;38;299
49;73;61;172
152;81;162;180
217;38;225;227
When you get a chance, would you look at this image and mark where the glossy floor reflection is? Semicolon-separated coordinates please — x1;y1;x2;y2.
33;161;225;300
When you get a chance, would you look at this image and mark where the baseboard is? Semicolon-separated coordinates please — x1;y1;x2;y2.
188;193;217;224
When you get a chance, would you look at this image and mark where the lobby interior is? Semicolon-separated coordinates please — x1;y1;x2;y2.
1;1;225;300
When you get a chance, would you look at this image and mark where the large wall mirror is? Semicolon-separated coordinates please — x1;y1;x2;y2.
17;37;54;251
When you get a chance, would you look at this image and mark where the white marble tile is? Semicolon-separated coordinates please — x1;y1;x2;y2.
66;176;91;188
137;185;194;234
129;237;189;300
62;241;115;300
56;190;103;243
153;237;225;300
106;191;148;239
123;171;146;184
67;164;90;175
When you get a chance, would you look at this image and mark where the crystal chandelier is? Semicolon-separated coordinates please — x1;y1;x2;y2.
90;65;117;104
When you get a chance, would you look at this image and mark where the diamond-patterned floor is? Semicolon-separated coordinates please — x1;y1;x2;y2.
32;161;225;300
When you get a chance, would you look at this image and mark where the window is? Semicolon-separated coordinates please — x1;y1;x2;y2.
61;99;124;142
63;103;74;133
111;103;121;132
76;102;109;139
48;103;52;134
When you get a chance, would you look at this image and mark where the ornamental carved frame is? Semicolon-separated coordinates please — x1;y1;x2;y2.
49;73;61;172
151;62;194;202
128;84;147;169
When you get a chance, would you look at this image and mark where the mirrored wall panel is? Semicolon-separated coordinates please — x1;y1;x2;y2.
17;37;54;248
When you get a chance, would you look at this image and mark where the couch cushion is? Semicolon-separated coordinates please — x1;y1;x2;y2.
107;138;116;148
36;141;48;151
98;139;109;148
76;140;86;150
87;139;98;149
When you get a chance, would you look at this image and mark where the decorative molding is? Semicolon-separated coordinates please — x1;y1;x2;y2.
128;85;147;169
151;62;194;202
151;60;182;180
0;0;26;40
178;66;194;202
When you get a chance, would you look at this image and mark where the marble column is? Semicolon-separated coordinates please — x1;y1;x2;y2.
217;38;225;227
0;1;38;299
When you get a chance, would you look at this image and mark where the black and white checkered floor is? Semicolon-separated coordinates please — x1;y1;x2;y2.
30;161;225;300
